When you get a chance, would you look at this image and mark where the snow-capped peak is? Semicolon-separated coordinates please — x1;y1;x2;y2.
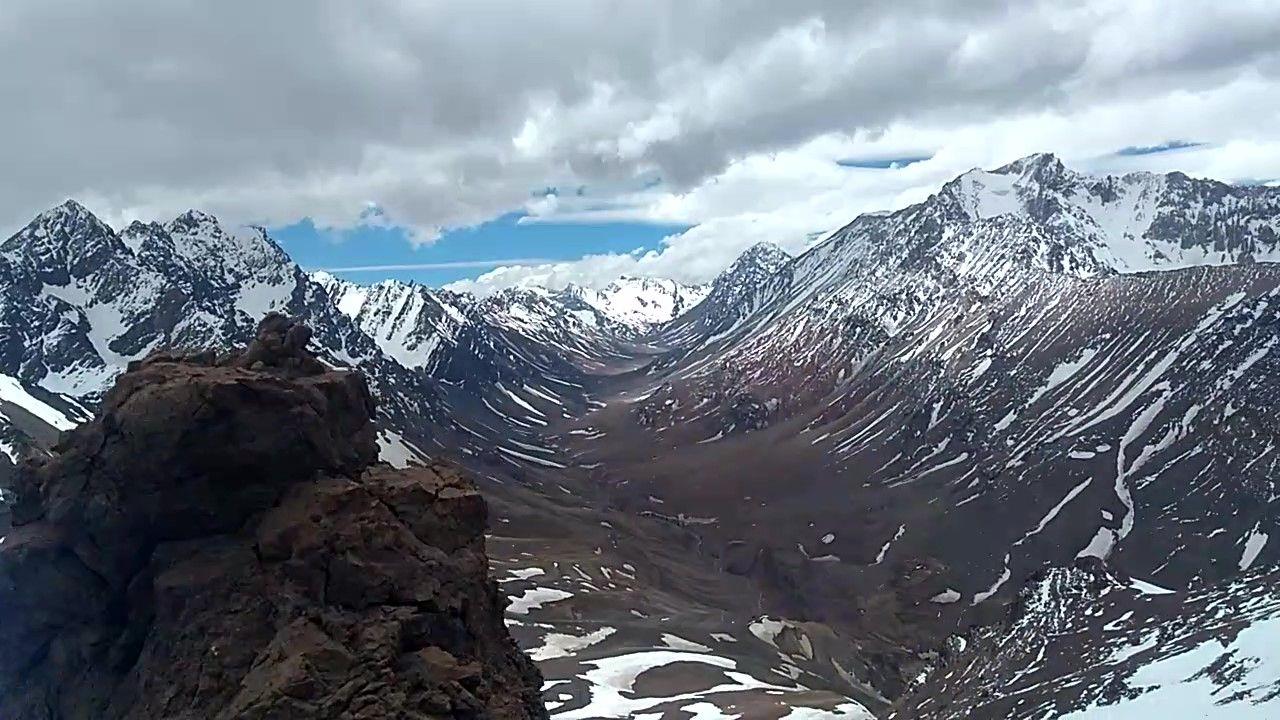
164;210;292;285
312;271;366;317
568;276;709;329
725;242;790;277
991;151;1069;178
3;199;118;255
36;199;96;223
309;271;471;370
934;155;1280;273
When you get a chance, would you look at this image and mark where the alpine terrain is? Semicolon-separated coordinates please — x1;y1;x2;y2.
2;154;1278;718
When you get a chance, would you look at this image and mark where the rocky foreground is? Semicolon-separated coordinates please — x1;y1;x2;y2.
0;315;547;719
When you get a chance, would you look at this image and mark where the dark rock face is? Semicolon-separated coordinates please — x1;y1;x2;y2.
0;315;547;720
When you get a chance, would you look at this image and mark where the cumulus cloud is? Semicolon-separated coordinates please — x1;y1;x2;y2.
2;0;1279;287
449;72;1280;294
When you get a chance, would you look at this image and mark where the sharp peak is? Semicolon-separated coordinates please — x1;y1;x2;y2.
165;209;287;251
944;152;1200;195
740;241;788;257
993;152;1064;174
1;199;123;255
168;210;281;240
169;208;223;227
336;275;435;293
19;200;115;236
705;243;790;291
949;153;1071;184
49;198;92;214
610;275;676;287
492;285;551;298
728;242;790;270
124;219;166;231
32;199;104;226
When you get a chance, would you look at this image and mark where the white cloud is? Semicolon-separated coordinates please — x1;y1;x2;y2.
2;1;1279;284
448;73;1280;294
322;258;556;273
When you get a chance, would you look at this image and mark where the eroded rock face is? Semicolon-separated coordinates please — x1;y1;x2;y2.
0;314;547;720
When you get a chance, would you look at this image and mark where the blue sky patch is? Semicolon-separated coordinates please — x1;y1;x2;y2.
271;213;690;287
835;155;931;169
1115;140;1206;156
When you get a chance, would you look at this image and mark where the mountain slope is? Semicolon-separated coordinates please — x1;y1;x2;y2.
563;154;1280;714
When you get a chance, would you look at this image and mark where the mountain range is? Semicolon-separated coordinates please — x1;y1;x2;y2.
1;153;1277;718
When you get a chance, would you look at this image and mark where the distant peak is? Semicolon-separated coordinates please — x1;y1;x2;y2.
612;275;672;288
124;219;165;232
741;241;788;259
31;199;100;226
730;242;790;273
1;199;122;259
50;198;91;216
172;208;219;225
706;243;790;297
992;152;1065;176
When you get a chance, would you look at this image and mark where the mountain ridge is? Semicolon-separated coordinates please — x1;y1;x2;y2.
2;153;1279;717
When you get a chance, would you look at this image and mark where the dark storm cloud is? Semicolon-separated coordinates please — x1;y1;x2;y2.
0;0;1277;237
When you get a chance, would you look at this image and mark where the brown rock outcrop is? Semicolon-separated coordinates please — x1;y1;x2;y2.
0;314;547;719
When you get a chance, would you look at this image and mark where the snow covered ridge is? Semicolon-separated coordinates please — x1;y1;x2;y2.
933;152;1280;274
900;564;1280;718
0;200;301;400
561;276;710;329
314;270;710;342
311;270;472;372
3;154;1280;716
658;241;794;344
0;198;706;480
572;156;1280;713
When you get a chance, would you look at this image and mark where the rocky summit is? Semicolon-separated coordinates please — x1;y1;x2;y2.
0;314;547;720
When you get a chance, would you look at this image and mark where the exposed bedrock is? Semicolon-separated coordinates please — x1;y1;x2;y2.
0;314;547;720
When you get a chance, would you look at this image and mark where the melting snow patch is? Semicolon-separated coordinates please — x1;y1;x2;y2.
661;634;713;653
498;446;567;468
874;525;905;564
674;702;741;720
748;617;787;647
507;587;572;615
1239;526;1269;571
930;589;962;604
499;567;546;583
972;554;1011;605
529;627;616;661
1077;526;1117;561
550;648;871;720
0;374;76;430
779;703;876;719
1129;577;1176;596
376;429;420;469
497;383;545;418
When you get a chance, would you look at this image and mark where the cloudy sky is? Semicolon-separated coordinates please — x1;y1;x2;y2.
3;1;1279;292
